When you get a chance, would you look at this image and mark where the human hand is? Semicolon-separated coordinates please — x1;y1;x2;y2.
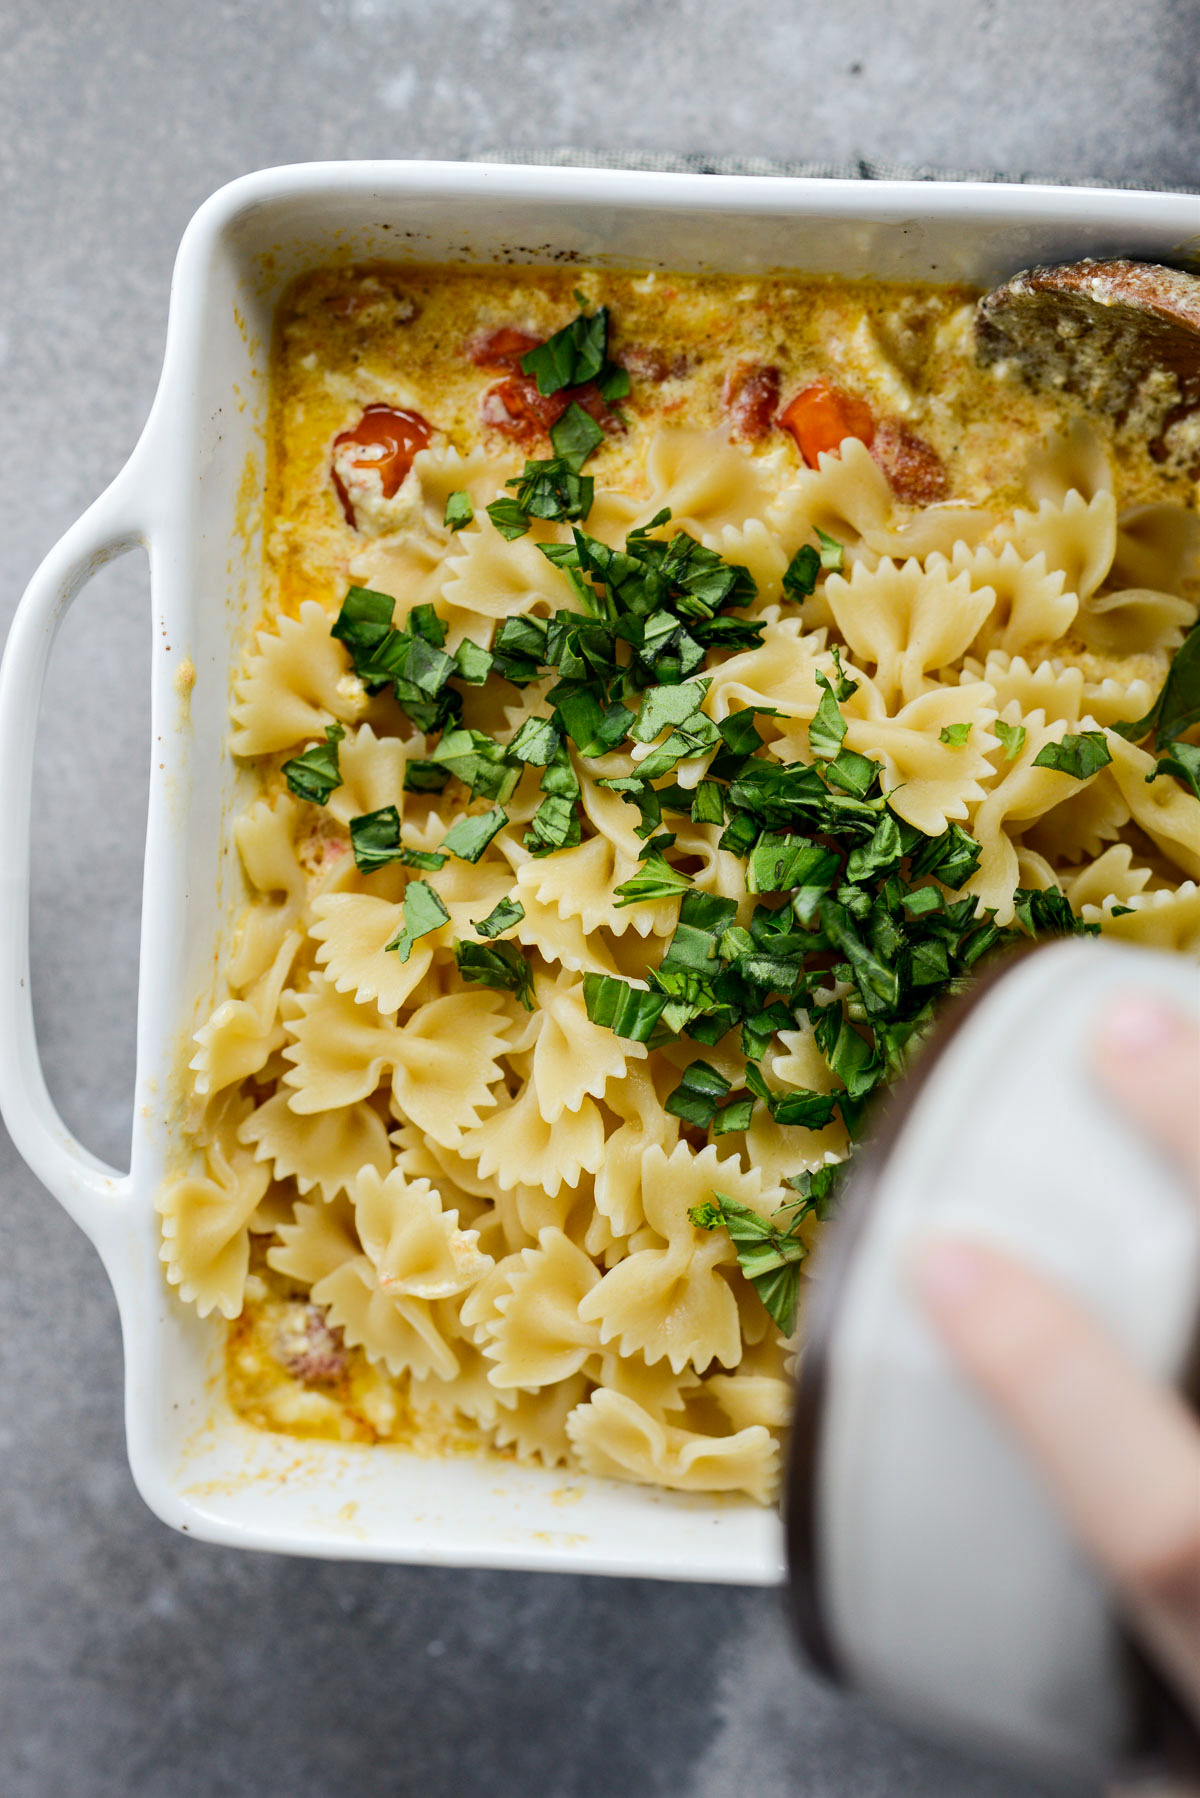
914;995;1200;1725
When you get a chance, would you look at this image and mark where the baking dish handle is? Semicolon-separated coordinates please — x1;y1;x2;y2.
0;468;149;1241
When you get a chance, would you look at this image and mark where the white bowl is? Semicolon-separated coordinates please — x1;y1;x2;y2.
1;162;1197;1580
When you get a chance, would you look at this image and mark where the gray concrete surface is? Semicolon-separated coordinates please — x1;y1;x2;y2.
1;2;1195;1794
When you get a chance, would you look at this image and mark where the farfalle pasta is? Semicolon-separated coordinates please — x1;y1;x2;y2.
162;264;1199;1505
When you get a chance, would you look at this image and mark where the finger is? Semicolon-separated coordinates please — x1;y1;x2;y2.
1094;994;1200;1191
914;1238;1200;1715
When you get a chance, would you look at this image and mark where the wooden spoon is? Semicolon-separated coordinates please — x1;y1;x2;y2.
975;258;1200;463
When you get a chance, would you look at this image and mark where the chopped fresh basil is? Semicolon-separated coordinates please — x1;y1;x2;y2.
550;402;605;472
444;489;474;531
331;585;394;673
994;719;1026;762
506;456;594;523
582;974;667;1042
349;805;403;873
782;543;821;601
440;806;508;863
1113;619;1200;748
453;638;493;685
1148;739;1200;801
815;528;845;573
386;879;450;963
690;780;725;826
473;897;525;939
282;723;345;805
689;1191;809;1333
1012;886;1098;939
508;714;562;766
521;306;610;396
613;852;693;908
665;1060;732;1127
485;496;531;541
430;728;522;802
1031;730;1113;780
403;759;451;794
939;722;972;746
453;938;534;1009
809;670;849;761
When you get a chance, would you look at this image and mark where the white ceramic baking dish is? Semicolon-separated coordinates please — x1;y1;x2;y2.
2;162;1197;1582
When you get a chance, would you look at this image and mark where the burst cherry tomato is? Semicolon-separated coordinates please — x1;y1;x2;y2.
469;327;542;371
723;362;782;442
779;379;876;465
331;404;433;525
480;375;622;450
480;374;570;448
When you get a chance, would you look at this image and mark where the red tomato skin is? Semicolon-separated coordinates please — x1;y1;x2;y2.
479;376;623;450
723;363;782;442
779;379;876;465
331;404;433;524
469;327;541;371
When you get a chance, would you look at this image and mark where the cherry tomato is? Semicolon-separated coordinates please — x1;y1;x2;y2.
469;326;542;371
779;379;875;465
723;362;782;441
331;404;433;525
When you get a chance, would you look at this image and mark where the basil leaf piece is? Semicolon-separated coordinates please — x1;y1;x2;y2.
582;974;668;1042
782;543;821;600
453;938;534;1010
520;306;609;395
408;604;446;648
508;714;562;766
908;822;983;890
444;489;474;531
507;456;594;523
282;722;345;805
813;1002;881;1100
1031;730;1113;780
331;586;394;669
808;670;848;761
485;496;531;541
815;528;845;573
994;719;1026;762
631;679;713;744
1012;886;1096;938
403;759;450;794
613;852;693;908
386;879;450;963
665;1059;732;1127
689;1191;809;1333
473;897;525;939
440;806;508;864
690;780;725;825
782;1162;845;1224
349;804;403;873
1148;739;1200;801
453;638;493;685
770;1088;840;1129
747;834;837;899
717;708;780;758
430;728;522;802
712;1097;755;1135
550;402;605;472
1112;619;1200;748
523;793;582;857
595;362;631;402
939;722;972;746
